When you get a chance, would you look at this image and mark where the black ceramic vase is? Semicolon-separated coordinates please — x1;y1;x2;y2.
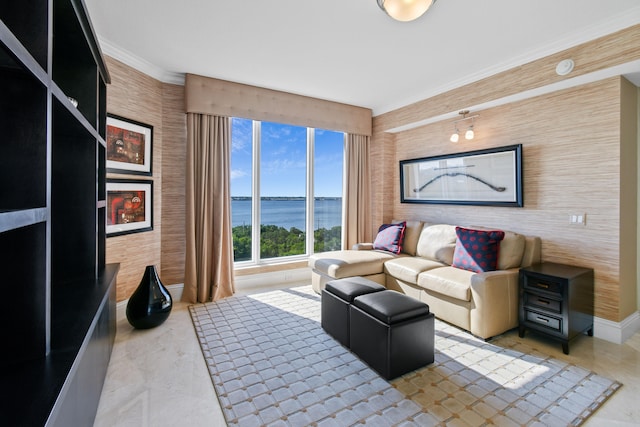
126;265;173;329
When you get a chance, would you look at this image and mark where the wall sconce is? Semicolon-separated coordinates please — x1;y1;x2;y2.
450;110;478;142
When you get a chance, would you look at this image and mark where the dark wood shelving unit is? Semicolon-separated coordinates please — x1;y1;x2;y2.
0;1;118;425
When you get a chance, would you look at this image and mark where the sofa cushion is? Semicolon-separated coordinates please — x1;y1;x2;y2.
384;257;446;285
373;222;406;254
309;250;400;279
415;224;457;264
417;266;474;302
469;226;526;269
452;227;505;273
392;219;424;256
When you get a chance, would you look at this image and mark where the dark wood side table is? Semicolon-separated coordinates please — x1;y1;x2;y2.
518;262;594;354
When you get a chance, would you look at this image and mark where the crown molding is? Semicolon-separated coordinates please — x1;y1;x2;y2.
375;6;640;115
384;58;640;134
98;36;185;85
96;5;640;109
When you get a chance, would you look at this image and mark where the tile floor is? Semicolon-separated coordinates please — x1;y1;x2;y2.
94;286;640;426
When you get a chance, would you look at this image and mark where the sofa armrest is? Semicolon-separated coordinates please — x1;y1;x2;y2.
469;269;520;339
352;243;374;250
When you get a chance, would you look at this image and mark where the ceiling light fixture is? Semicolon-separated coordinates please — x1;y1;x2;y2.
450;110;478;142
465;126;475;140
377;0;437;22
450;127;459;143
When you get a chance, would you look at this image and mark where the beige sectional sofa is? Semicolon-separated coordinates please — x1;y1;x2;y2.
309;220;541;339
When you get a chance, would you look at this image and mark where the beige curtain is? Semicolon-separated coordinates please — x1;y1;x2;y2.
343;133;372;249
183;113;235;303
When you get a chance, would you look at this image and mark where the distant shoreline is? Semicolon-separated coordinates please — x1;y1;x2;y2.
231;196;342;201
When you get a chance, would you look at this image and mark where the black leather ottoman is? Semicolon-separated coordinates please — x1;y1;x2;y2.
321;277;385;347
350;290;434;380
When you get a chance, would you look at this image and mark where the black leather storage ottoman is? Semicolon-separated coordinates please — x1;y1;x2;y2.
321;277;385;347
350;290;434;380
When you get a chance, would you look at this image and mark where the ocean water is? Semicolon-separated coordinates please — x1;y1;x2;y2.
232;198;342;230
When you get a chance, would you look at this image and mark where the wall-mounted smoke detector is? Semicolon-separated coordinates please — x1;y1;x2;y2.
556;59;575;76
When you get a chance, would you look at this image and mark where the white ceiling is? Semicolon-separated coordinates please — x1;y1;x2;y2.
84;0;640;116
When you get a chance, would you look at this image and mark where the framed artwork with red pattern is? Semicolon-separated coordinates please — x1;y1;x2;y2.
106;114;153;176
106;179;153;237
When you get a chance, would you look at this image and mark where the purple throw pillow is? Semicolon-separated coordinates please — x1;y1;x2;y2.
373;222;406;254
452;227;505;273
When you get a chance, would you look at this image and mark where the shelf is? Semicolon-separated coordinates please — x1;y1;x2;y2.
98;206;106;271
0;264;119;427
1;0;113;424
0;45;48;211
98;143;106;200
0;207;48;233
0;0;48;69
0;222;47;365
51;99;98;286
98;80;107;139
51;82;102;140
53;0;98;127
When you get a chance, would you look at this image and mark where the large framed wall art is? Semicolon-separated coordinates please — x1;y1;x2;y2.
400;144;523;207
106;179;153;236
106;114;153;175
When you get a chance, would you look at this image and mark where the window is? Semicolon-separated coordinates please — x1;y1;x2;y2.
231;118;344;264
313;129;344;253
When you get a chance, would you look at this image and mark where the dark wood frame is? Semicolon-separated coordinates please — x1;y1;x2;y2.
400;144;523;207
106;114;153;175
106;179;153;237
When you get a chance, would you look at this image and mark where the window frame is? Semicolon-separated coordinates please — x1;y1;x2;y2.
231;118;344;266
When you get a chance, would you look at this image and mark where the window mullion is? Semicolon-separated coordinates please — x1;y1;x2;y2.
306;128;314;255
341;132;348;249
252;120;261;263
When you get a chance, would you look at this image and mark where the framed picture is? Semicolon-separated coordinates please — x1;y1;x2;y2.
106;179;153;237
400;144;523;207
106;114;153;175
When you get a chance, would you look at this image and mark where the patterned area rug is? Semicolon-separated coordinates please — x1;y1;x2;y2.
189;286;621;426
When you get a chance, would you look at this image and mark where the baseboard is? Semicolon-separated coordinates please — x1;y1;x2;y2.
166;283;184;301
594;311;640;344
234;267;311;293
115;271;307;323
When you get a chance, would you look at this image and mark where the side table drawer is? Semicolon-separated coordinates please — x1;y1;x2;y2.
524;293;561;313
525;310;562;332
523;276;563;295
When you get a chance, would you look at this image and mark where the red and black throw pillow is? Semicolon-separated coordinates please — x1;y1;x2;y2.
372;222;406;254
452;227;505;273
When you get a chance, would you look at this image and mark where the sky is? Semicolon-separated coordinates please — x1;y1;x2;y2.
231;117;344;197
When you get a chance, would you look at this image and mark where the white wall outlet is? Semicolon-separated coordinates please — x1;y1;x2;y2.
569;213;586;225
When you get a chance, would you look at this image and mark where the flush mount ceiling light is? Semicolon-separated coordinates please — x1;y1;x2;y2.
377;0;437;22
450;110;479;142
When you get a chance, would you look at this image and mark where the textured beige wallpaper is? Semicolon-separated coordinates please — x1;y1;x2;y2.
372;25;640;323
105;56;163;302
620;78;638;319
105;24;640;316
160;84;187;286
373;78;635;323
